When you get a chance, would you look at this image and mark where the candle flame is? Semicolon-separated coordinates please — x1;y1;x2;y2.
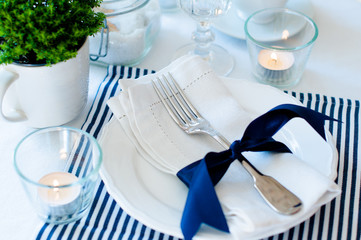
52;179;60;187
271;52;278;63
282;30;289;40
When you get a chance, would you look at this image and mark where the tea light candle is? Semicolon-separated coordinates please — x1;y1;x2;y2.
38;172;81;216
258;50;294;70
257;49;295;84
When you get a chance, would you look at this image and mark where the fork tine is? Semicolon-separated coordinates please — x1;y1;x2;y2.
152;77;187;127
157;77;191;123
166;73;202;119
161;74;196;122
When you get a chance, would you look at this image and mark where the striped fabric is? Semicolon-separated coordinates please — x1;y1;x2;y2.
35;66;360;240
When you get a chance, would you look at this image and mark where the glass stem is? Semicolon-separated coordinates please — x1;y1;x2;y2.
192;20;215;59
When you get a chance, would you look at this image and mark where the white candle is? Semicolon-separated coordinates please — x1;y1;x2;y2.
257;49;295;84
38;172;81;216
258;49;294;70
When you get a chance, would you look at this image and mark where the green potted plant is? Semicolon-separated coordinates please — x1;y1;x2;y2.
0;0;105;128
0;0;105;65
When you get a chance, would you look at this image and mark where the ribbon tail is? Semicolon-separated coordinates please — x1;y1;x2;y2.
271;104;338;140
243;104;338;141
180;160;229;240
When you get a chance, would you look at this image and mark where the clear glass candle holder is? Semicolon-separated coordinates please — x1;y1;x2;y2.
244;8;318;88
14;127;102;225
89;0;161;66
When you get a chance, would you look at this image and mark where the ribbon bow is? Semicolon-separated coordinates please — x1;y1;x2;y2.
176;104;336;240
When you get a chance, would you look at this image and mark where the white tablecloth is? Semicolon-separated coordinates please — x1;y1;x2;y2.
1;0;361;239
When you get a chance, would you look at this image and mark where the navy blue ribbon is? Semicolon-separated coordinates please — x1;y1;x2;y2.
176;104;336;240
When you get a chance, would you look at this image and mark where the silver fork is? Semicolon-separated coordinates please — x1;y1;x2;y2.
152;72;302;215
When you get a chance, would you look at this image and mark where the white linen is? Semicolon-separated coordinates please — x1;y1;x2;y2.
109;55;253;173
107;55;341;238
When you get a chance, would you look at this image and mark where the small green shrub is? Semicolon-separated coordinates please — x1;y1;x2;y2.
0;0;105;65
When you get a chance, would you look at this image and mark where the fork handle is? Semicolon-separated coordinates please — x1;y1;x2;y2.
212;133;231;149
210;133;303;215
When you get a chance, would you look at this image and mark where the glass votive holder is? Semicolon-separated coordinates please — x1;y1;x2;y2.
89;0;161;66
244;8;318;88
14;127;102;225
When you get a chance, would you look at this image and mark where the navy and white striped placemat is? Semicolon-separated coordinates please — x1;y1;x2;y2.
35;66;360;240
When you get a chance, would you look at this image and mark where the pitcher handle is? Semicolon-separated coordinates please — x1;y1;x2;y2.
0;68;27;122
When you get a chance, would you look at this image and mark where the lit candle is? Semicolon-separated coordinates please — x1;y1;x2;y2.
257;49;295;84
258;50;294;70
38;172;81;216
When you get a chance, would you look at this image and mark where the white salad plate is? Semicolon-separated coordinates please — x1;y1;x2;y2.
98;77;337;239
212;0;314;39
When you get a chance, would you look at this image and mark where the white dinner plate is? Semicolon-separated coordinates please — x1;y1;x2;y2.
212;0;314;39
98;77;338;239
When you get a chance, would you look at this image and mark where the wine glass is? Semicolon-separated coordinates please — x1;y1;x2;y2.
175;0;234;76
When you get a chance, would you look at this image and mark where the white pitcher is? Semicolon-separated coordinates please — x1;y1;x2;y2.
0;39;89;128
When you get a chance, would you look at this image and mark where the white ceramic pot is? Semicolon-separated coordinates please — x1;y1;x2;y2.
0;39;89;128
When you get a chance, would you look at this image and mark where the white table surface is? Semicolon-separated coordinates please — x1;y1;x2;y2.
1;0;361;239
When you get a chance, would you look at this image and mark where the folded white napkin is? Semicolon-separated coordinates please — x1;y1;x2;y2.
109;55;253;174
107;55;341;239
